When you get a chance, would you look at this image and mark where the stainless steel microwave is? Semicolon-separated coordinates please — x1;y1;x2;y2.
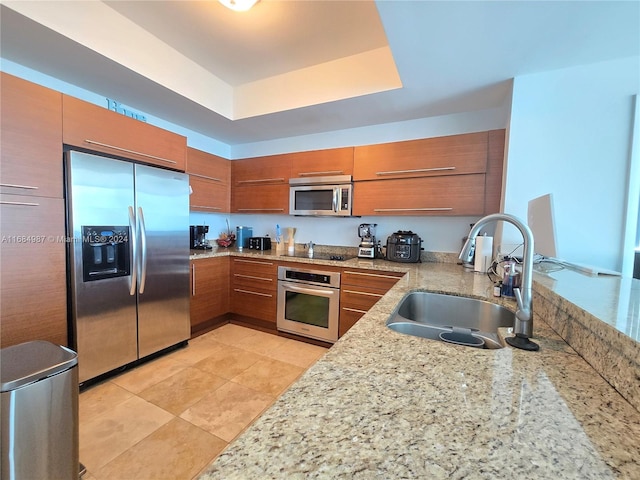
289;175;353;216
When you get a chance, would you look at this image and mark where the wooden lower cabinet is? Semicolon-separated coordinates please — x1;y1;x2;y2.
339;268;404;337
0;195;67;347
230;257;278;324
190;256;229;334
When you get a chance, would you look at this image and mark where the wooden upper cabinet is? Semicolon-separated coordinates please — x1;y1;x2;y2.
187;147;230;213
353;132;489;181
232;155;291;186
62;95;187;171
0;73;63;198
352;174;486;216
484;129;505;214
231;155;291;214
289;147;354;178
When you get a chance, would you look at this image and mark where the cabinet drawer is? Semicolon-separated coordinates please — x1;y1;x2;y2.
231;257;277;279
1;73;63;199
341;286;387;311
230;287;277;323
353;174;486;216
341;269;404;290
353;132;488;181
62;95;187;171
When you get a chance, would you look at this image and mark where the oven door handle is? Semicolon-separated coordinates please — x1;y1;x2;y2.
282;283;336;297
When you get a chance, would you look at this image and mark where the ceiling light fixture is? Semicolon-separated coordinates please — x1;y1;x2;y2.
219;0;259;12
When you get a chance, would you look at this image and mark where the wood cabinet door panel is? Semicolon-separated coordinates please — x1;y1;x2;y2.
338;307;366;338
289;147;354;178
190;257;229;329
190;176;230;213
231;184;288;214
0;73;63;198
62;95;187;171
0;195;67;347
232;156;290;185
186;147;230;182
485;129;505;214
353;174;486;216
353;132;488;181
341;287;385;311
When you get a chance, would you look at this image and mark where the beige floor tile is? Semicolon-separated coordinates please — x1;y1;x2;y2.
233;329;289;355
231;357;304;396
138;366;228;416
111;355;189;394
93;418;227;480
80;396;173;472
80;381;133;424
203;323;260;347
164;337;225;365
264;338;328;368
193;343;264;380
180;381;274;442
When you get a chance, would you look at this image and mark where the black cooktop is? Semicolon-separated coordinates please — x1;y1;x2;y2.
288;252;356;262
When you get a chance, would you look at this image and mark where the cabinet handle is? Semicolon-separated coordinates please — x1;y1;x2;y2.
375;166;456;176
234;273;272;282
189;173;222;182
233;288;273;298
342;289;384;298
234;259;274;266
192;264;196;296
373;207;453;212
343;307;368;314
0;200;39;206
237;208;285;212
236;178;285;184
343;271;402;280
0;183;39;190
84;140;178;165
298;170;343;176
191;205;222;210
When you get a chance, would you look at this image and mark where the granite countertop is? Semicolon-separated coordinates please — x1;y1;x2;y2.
196;249;640;479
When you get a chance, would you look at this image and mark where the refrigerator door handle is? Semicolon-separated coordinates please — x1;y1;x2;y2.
138;206;148;294
128;206;137;296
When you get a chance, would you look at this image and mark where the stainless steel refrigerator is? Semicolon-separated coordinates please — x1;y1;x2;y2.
65;150;190;384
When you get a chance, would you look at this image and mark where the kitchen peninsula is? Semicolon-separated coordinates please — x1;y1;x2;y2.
193;248;640;479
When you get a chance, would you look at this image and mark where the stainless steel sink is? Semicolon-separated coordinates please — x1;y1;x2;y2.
386;291;514;349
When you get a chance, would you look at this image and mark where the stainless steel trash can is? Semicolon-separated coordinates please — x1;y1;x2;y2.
1;340;79;480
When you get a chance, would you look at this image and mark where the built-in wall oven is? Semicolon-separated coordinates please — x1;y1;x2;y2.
277;265;340;343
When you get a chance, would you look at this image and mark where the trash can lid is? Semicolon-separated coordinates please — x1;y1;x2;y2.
1;340;78;392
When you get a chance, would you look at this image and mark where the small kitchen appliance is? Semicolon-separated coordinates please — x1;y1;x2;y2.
190;225;211;250
357;223;377;258
386;230;423;263
236;226;253;249
248;236;272;250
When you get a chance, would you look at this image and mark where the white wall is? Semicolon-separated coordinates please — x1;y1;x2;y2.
503;56;639;271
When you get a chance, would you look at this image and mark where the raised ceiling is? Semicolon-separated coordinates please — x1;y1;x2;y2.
1;1;638;146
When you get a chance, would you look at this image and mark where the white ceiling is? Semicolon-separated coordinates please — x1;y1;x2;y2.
1;1;638;146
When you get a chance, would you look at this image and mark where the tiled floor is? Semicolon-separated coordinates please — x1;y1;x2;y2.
79;324;328;480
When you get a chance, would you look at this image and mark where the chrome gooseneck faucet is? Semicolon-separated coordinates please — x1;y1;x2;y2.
459;213;539;351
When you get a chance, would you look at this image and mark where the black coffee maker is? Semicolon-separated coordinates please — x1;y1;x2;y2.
190;225;211;250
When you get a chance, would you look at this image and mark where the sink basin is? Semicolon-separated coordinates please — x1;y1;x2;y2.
386;291;514;349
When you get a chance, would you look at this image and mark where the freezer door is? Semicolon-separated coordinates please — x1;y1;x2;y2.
66;151;138;383
135;164;190;358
